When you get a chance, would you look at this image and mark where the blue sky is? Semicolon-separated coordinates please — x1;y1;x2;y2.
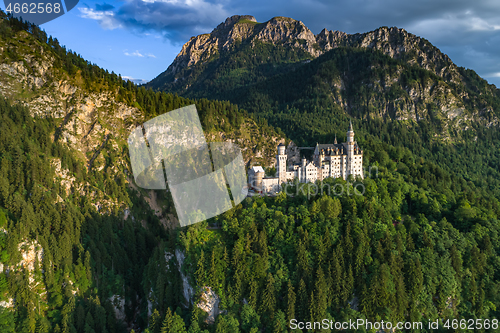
2;0;500;87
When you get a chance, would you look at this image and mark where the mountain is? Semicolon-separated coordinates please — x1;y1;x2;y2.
1;11;500;333
149;15;499;127
0;14;284;169
148;15;500;196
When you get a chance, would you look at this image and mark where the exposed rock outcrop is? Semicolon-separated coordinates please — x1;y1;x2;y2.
174;249;194;307
196;286;221;324
149;16;499;133
163;15;322;78
109;294;126;322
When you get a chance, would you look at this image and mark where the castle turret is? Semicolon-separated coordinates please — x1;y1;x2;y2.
345;120;364;179
255;169;264;190
347;120;355;177
347;120;354;143
319;149;324;168
277;143;287;185
249;166;265;191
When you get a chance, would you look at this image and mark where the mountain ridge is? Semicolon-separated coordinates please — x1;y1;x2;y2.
149;14;473;91
147;15;500;135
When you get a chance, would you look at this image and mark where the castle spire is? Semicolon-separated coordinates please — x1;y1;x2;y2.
334;134;337;144
347;120;354;143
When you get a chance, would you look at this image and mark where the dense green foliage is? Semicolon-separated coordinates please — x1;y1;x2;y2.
168;136;500;332
129;127;499;333
2;90;500;331
0;12;285;333
0;96;175;332
0;10;500;333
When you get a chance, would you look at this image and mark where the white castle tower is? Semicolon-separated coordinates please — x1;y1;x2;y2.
277;143;287;184
347;120;355;176
346;120;364;179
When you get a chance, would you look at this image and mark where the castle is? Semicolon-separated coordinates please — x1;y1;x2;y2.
249;122;363;193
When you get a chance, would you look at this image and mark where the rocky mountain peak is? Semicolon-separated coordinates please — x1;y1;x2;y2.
215;15;257;31
155;15;457;86
254;16;319;55
164;15;321;77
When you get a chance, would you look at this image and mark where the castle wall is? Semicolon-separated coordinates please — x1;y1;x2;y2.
261;177;280;193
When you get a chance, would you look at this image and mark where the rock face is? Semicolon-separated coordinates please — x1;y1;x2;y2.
1;239;45;309
109;295;126;322
162;15;321;79
196;286;221;324
166;15;257;77
174;249;194;307
15;241;43;273
155;16;459;85
0;56;142;167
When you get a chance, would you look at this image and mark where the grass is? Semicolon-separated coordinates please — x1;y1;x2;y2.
236;19;260;25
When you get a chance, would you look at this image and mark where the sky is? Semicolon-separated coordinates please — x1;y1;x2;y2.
2;0;500;87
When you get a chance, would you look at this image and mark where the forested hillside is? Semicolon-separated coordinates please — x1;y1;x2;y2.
225;47;500;197
0;10;499;333
0;11;283;332
2;91;500;332
0;11;284;169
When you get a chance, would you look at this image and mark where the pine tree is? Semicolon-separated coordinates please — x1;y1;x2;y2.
450;244;462;277
296;279;308;322
209;250;217;288
167;312;187;333
0;307;14;333
331;250;342;307
314;266;327;321
406;257;423;323
160;308;173;333
149;309;162;333
260;273;276;318
248;278;258;309
285;280;295;323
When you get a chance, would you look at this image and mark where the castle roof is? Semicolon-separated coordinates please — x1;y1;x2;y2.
316;143;344;151
315;142;362;156
250;166;265;173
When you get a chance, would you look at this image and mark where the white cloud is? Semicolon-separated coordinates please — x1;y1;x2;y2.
77;0;228;42
124;50;144;57
122;76;150;84
124;50;156;58
78;7;122;29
